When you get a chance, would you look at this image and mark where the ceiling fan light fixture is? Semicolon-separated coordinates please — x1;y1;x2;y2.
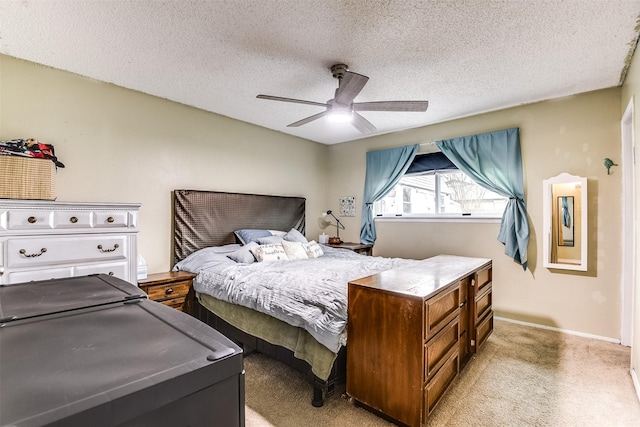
327;107;353;123
257;63;428;133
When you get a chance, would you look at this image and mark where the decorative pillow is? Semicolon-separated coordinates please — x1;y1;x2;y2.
268;230;287;236
281;240;309;260
234;229;272;245
256;235;284;245
250;243;290;262
303;240;324;258
283;228;308;243
227;241;259;263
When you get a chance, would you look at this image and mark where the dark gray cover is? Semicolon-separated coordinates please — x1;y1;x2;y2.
0;298;243;427
173;189;305;263
0;274;146;323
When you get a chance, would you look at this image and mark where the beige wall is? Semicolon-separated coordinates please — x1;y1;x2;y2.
328;88;624;340
0;54;328;273
0;53;630;343
621;44;640;382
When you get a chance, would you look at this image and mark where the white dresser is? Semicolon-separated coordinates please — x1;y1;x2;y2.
0;200;140;285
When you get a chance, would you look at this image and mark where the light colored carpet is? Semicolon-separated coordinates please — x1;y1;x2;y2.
244;319;640;426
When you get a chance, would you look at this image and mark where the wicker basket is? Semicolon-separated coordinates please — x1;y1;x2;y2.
0;156;56;200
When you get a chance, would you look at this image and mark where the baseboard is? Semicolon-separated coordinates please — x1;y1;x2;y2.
494;316;621;344
632;368;640;403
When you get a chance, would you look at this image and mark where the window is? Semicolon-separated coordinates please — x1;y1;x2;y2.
375;170;508;217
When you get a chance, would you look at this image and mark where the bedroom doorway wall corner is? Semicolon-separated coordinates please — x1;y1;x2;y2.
621;97;635;348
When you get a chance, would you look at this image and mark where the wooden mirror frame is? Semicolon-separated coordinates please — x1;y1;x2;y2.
543;173;588;271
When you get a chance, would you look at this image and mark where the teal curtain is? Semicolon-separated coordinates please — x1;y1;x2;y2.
436;128;530;270
360;144;419;244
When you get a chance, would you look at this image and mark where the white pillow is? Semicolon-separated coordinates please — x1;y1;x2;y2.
281;240;309;260
303;240;324;258
250;243;290;262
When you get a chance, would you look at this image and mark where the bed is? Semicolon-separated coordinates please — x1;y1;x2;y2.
171;189;429;406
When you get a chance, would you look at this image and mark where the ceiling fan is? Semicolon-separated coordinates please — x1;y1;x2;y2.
256;64;429;134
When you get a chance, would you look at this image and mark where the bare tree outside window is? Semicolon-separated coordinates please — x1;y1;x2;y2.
441;172;487;213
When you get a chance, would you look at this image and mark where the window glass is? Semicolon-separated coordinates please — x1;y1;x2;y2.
375;170;508;217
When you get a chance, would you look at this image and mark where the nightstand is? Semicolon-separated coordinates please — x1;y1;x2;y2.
138;271;197;313
327;242;373;256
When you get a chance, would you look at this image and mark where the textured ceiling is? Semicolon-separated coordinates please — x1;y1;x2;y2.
1;1;639;145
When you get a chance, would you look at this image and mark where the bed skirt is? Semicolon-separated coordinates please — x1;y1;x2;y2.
196;293;340;381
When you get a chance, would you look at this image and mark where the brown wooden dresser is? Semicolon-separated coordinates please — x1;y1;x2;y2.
138;271;197;313
346;255;493;427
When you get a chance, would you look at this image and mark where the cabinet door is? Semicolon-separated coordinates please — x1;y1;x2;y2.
458;277;471;366
470;266;493;353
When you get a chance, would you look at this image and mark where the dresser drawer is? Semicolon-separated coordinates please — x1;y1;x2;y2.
424;350;459;417
6;235;127;268
474;285;493;325
474;266;492;296
2;210;54;230
1;208;134;232
142;281;191;301
75;262;128;281
475;312;494;349
424;318;459;381
7;266;74;283
93;211;130;228
53;210;93;229
159;296;187;310
425;284;460;338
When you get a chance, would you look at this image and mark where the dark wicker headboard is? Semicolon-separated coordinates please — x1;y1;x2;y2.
173;189;306;263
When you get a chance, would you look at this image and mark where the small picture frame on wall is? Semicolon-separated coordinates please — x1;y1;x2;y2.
339;196;356;217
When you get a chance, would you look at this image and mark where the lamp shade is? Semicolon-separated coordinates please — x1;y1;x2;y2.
318;212;333;230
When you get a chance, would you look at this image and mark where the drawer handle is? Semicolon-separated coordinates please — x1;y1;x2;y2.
107;216;115;223
69;216;78;223
27;216;37;224
97;243;119;253
19;248;47;258
165;288;174;295
459;302;465;308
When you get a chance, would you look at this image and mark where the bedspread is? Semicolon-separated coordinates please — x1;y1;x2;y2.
181;246;427;353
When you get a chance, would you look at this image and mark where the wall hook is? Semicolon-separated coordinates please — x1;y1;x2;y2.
604;158;618;175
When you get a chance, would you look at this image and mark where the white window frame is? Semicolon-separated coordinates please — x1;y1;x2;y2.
373;169;506;223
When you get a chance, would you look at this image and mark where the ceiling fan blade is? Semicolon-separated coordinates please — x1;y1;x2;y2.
287;111;328;127
334;71;369;105
351;112;377;134
353;100;429;112
257;94;328;108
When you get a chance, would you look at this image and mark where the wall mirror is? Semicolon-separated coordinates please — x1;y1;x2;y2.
543;173;587;271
